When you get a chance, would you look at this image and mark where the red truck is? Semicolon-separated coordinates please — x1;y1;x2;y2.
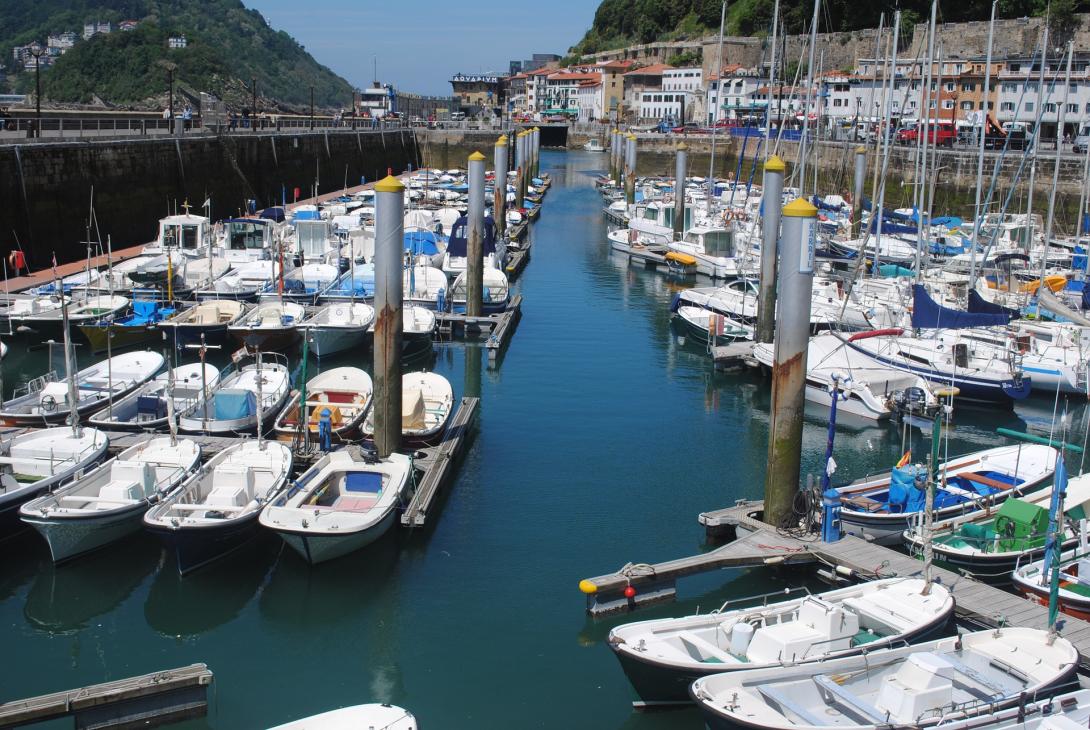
895;121;957;147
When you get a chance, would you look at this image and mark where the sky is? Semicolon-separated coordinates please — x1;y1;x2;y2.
244;0;598;96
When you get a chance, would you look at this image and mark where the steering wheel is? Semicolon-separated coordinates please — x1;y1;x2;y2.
40;394;58;412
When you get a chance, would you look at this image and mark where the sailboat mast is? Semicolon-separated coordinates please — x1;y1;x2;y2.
969;1;997;287
1026;25;1049;255
1038;41;1074;315
764;0;779;164
796;0;821;196
707;0;727;210
914;0;937;279
57;256;79;437
872;12;901;275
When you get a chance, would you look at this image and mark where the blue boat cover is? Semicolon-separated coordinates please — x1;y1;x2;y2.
868;220;918;235
811;195;847;212
912;284;1010;329
213;389;256;420
292;209;320;221
967;289;1018;319
404;230;440;256
345;471;383;493
446;215;497;258
887;466;927;513
932;216;963;228
879;264;914;278
260;207;286;222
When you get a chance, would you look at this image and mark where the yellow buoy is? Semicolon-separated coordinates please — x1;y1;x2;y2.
578;579;598;595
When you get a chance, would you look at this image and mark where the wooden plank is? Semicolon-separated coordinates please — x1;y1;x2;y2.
400;397;477;527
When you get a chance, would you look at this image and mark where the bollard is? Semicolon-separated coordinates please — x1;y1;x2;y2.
318;408;333;452
821;489;842;542
467;151;486;317
755;155;785;344
373;174;405;458
763;198;817;527
494;135;508;238
851;146;866;240
673;143;687;240
624;133;637;206
532;126;541;178
515;131;526;208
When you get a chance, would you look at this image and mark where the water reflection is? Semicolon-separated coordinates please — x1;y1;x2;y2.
24;533;159;633
144;536;276;638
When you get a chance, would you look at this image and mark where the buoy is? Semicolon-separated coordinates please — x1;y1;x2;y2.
624;585;637;599
578;579;598;595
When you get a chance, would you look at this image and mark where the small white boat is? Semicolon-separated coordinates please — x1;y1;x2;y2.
228;301;305;351
584;139;606;152
690;627;1078;729
403;264;449;310
158;299;248;348
927;688;1090;730
273;367;372;442
268;703;417;730
0;351;165;426
18;294;130;336
88;362;221;432
260;449;411;565
609;578;953;704
403;306;436;357
362;371;453;444
194;260;283;301
300;303;375;358
673;305;751;346
258;263;340;305
178;353;290;434
0;426;110;537
144;440;293;574
19;437;200;562
450;268;510;314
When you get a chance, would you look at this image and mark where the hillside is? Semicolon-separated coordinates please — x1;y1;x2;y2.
569;0;1082;57
0;0;354;108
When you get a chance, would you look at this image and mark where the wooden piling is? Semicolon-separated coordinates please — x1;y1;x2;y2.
373;174;405;459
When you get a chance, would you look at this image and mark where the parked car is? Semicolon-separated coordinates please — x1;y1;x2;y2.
896;121;957;147
671;122;708;134
1074;125;1090;154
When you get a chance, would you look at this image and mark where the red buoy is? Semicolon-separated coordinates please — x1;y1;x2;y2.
624;586;637;599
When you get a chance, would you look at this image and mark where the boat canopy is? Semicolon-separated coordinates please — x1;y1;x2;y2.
260;207;286;222
968;289;1019;318
911;283;1011;329
445;215;497;258
404;230;440;256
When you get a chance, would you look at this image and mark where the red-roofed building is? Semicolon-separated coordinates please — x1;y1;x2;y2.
623;64;673;121
524;67;553;114
544;71;601;116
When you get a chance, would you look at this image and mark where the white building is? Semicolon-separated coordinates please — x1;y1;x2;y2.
524;68;551;113
662;67;703;93
83;21;112;40
706;65;763;123
638;91;696;123
543;71;599;115
574;80;604;122
47;32;77;52
168;35;188;49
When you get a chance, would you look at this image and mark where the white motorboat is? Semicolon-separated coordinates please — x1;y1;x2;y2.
751;333;941;421
194;259;283;301
178;353;290;434
17;294;130;336
158;299;249;348
0;350;165;426
260;449;411;565
227;301;305;351
258;262;340;305
403;264;448;310
0;426;109;538
403;306;436;357
299;303;375;358
583;139;606;152
609;578;953;704
689;627;1078;729
362;371;453;445
672;305;751;346
88;362;221;432
268;703;417;729
19;436;200;562
144;440;292;574
449;268;510;314
272;367;372;442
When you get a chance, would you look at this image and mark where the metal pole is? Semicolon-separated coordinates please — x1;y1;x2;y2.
252;77;257;133
763;198;817;527
373;174;405;458
494;135;508;238
467;151;486;317
168;67;174;135
533;126;541;178
797;0;822;196
969;1;997;288
514;131;525;208
610;129;618;183
851;146;866;240
310;86;315;130
756;155;785;343
673;143;688;240
1038;41;1073;317
624;133;637;206
33;50;42;138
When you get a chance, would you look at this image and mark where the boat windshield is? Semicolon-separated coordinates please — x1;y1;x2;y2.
227;221;267;251
296;221;329;258
703;231;734;257
162;224;203;250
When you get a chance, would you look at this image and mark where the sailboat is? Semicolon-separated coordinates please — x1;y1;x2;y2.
19;436;200;562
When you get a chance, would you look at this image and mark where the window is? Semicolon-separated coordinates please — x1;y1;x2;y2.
942;100;954;109
1085;102;1090;113
962;83;975;92
1026;82;1037;93
960;101;973;110
1010;63;1021;72
1068;103;1078;114
1002;83;1016;93
1001;101;1015;111
1044;102;1056;113
1071;83;1079;93
1024;101;1034;112
944;82;955;91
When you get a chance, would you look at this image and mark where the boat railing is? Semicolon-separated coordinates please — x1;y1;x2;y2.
710;585;812;615
13;370;58;400
798;634;910;662
927;687;1048;726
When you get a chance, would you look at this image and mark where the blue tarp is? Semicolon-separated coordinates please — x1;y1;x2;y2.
869;220;918;236
879;264;914;278
861;197;916;223
404;230;440;256
811;195;847;213
932;216;963;228
912;283;1011;329
260;207;286;222
213;389;256;420
446;215;497;258
346;471;383;493
292;209;320;221
968;288;1019;319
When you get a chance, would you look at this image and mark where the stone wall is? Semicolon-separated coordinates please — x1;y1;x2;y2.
0;129;421;268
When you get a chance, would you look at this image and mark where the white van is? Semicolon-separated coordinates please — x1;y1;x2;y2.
1074;125;1090;154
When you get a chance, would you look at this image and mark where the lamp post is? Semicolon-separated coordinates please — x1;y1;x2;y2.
310;86;315;130
158;60;177;136
251;77;257;132
29;47;45;138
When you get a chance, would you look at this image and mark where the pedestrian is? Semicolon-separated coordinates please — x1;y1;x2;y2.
228;111;236;131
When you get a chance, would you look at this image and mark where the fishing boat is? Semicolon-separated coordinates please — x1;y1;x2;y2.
403;305;436;357
1014;528;1090;620
19;437;200;562
0;350;165;426
193;259;283;301
88;362;221;432
299;303;375;358
17;294;130;338
751;333;942;421
144;440;293;574
584;139;606;152
272;367;372;442
268;703;417;730
924;689;1090;730
227;301;305;351
78;294;177;354
259;448;411;565
258;262;340;305
178;352;289;434
904;472;1090;580
449;268;510;314
689;627;1078;729
157;300;249;348
834;443;1057;545
672;305;751;346
0;426;109;537
362;371;453;445
608;578;953;704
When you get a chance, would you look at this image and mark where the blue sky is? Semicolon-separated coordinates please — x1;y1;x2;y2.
245;1;597;96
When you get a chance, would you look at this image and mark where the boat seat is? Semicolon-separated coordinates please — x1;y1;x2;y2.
211;465;255;502
97;481;143;508
814;674;887;724
757;685;827;726
345;471;383;494
840;494;884;512
938;654;1008;698
111;460;155;496
675;631;734;664
332;494;379;512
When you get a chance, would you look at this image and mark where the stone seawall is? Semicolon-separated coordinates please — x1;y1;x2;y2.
0;129;421;268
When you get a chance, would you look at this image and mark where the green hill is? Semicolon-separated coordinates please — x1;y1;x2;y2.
0;0;354;108
570;0;1081;57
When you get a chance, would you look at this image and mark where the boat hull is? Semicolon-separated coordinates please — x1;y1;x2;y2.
146;512;261;575
22;504;147;563
276;507;395;565
229;326;300;352
79;324;159;354
158;322;232;348
307;327;368;358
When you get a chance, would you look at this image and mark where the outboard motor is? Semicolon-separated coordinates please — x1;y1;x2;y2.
893;386;928;416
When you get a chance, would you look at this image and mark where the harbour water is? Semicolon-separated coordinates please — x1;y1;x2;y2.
3;149;1088;728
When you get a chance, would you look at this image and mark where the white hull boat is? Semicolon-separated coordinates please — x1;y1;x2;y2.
88;363;221;432
178;355;290;434
228;301;305;351
260;449;411;565
272;367;372;442
20;437;200;562
268;703;416;730
300;303;375;358
362;371;453;444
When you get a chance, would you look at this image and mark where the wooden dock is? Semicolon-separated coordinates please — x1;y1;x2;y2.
711;342;757;371
582;499;1090;671
0;663;213;729
433;295;522;363
401;396;479;526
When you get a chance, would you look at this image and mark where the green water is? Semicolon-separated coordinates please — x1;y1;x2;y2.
2;150;1087;729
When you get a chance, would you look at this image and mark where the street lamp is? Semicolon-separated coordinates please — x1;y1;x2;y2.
157;60;177;134
28;47;45;138
251;77;257;132
310;86;314;130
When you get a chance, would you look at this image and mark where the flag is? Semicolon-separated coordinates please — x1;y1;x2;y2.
50;252;58;278
202;198;211;209
896;451;912;468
